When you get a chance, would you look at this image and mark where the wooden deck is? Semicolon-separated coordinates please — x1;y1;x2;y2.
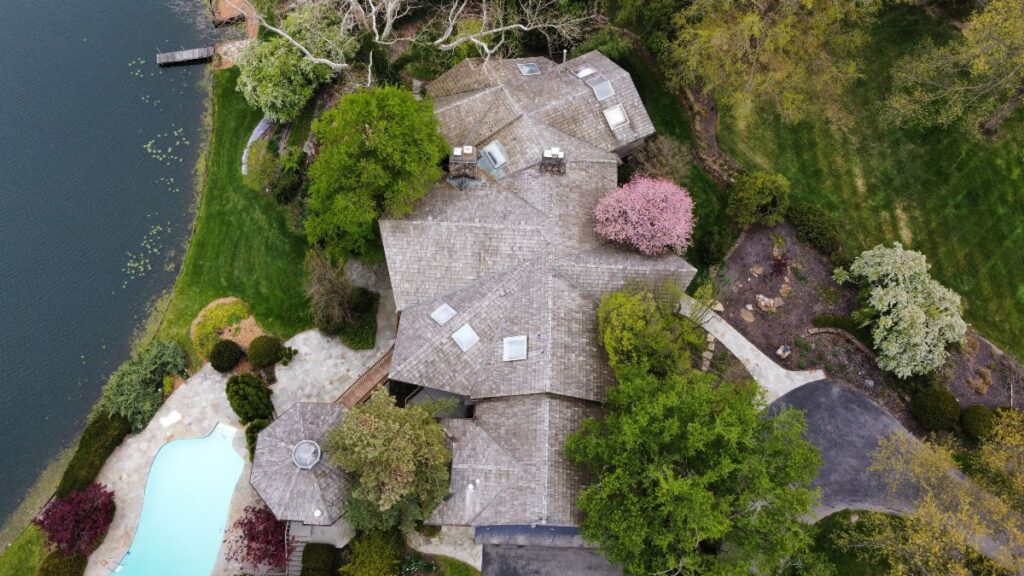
156;47;215;66
336;346;394;407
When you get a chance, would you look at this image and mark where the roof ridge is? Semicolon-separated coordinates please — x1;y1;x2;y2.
466;87;523;145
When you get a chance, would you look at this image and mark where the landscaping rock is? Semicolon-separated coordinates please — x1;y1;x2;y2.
750;265;764;277
712;300;725;313
756;294;778;312
776;345;791;360
740;309;756;323
864;379;875;389
780;284;793;298
745;304;754;311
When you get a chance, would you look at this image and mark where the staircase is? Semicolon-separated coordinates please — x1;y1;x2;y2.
285;521;312;576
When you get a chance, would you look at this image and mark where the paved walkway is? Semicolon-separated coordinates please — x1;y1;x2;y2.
86;295;397;576
680;295;825;403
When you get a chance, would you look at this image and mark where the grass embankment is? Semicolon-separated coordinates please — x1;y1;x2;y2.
156;67;310;364
0;526;46;576
718;6;1024;358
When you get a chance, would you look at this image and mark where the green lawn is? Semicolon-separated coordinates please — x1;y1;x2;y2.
0;526;46;576
156;67;310;364
717;6;1024;358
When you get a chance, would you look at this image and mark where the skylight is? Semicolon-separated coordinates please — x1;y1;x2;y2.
452;324;480;352
517;63;541;76
482;141;508;169
430;303;457;326
603;105;629;129
585;74;614;101
573;64;597;78
502;336;528;361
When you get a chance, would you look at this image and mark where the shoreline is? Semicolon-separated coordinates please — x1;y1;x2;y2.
0;66;216;553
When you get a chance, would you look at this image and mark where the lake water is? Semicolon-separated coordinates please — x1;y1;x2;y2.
0;0;207;524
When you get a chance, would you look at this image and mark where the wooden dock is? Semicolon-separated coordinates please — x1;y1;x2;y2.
156;47;215;66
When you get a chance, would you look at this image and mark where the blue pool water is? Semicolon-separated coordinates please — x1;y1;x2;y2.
116;424;244;575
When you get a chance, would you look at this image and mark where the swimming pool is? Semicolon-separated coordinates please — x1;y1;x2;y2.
115;423;244;575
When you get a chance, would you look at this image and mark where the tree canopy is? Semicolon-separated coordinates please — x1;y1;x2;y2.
305;87;447;260
884;0;1024;135
323;389;451;531
836;242;967;378
594;176;696;256
567;287;823;575
237;36;333;123
659;0;880;123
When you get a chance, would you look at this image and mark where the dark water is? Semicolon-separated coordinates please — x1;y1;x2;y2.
0;0;206;523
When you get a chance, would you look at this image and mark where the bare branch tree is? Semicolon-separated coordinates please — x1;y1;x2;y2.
226;0;354;70
431;0;597;57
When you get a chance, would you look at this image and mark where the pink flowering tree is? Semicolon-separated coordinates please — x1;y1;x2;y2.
594;176;696;256
34;483;116;557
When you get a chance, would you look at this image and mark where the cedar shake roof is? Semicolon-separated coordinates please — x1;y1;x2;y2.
382;52;694;528
250;403;350;526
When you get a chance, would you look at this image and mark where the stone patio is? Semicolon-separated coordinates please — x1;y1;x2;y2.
85;294;396;576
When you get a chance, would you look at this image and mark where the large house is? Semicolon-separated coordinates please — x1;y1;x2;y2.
380;51;698;529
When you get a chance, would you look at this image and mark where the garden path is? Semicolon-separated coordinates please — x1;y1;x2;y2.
680;295;825;403
85;296;397;576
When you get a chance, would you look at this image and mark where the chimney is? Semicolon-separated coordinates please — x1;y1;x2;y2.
540;147;566;175
448;145;478;181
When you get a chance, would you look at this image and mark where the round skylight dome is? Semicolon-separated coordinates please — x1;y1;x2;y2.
292;440;321;470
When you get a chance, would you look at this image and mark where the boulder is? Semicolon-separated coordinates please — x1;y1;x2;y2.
740;309;756;323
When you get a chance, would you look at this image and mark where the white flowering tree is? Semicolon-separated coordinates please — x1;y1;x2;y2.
835;242;967;378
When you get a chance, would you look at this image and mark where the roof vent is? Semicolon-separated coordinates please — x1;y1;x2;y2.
585;74;614;101
540;147;566;175
452;323;480;352
603;104;629;129
449;146;477;180
481;141;508;169
517;63;541;76
573;64;597;78
430;303;458;325
502;336;528;361
292;440;321;470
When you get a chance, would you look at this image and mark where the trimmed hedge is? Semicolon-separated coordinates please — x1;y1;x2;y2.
248;335;284;369
340;289;379;351
56;413;132;498
961;405;995;441
787;201;848;265
210;340;243;373
911;387;960;431
226;373;274;424
246;419;270;460
36;552;87;576
300;542;338;576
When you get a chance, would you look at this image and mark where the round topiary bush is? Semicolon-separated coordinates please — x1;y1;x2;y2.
248;335;284;369
210;340;243;373
911;387;960;431
960;404;995;441
301;542;338;576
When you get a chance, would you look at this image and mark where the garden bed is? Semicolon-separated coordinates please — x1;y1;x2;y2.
943;330;1020;410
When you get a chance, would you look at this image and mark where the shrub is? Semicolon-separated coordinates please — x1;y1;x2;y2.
193;300;251;358
34;483;115;557
244;140;280;194
246;419;269;460
225;505;289;568
301;543;338;576
226;373;274;424
56;413;132;498
961;405;996;441
786;201;847;265
400;552;436;576
35;552;87;576
693;226;736;267
248;336;284;368
100;339;188;431
210;340;244;373
594;176;695;256
340;289;379;351
306;250;355;335
728;171;790;229
911;387;960;431
340;530;404;576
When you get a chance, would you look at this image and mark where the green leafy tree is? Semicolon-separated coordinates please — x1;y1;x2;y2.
237;37;332;123
728;171;791;229
568;288;823;575
305;87;447;259
100;339;188;431
323;389;451;531
885;0;1024;136
663;0;880;123
339;530;404;576
836;242;967;378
